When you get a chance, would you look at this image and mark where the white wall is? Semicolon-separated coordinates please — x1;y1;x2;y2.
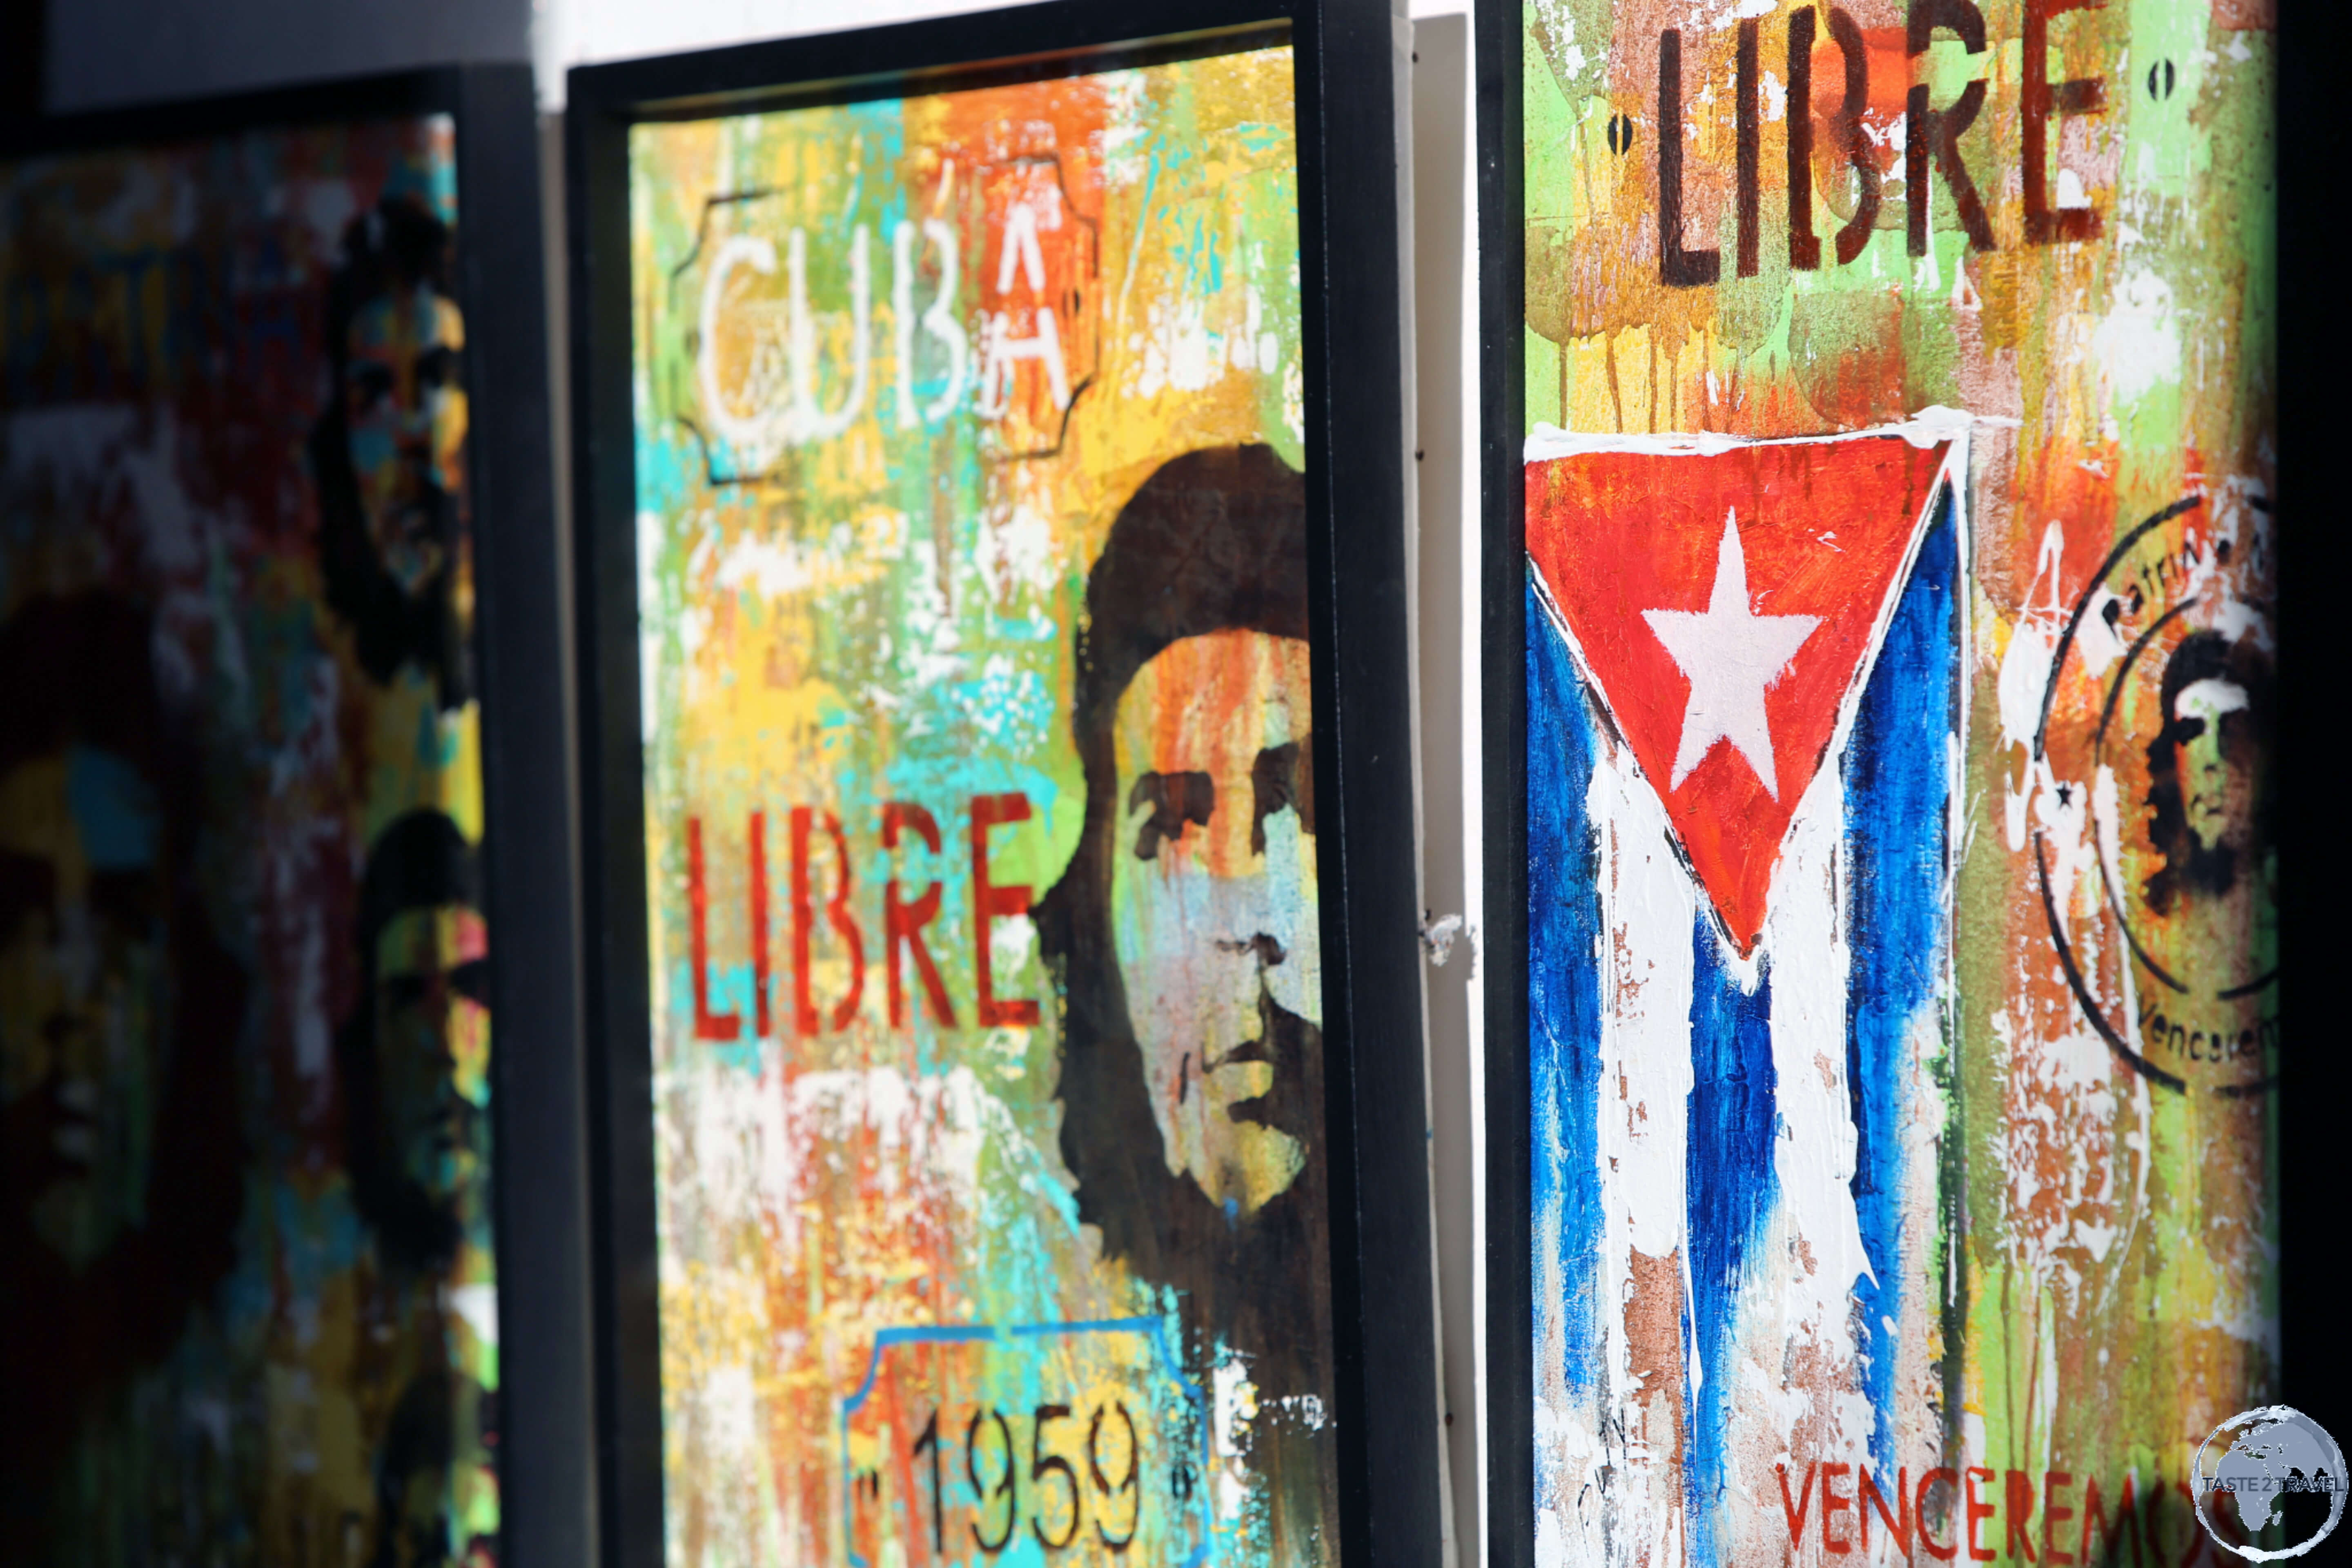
537;0;1477;101
540;0;989;102
1407;18;1485;1568
47;0;530;111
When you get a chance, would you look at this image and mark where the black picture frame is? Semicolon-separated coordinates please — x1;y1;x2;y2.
1472;1;1533;1565
2273;0;2345;1442
564;4;1439;1563
0;65;589;1568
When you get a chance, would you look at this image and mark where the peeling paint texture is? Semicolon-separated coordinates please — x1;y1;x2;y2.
629;43;1342;1568
1521;0;2275;1561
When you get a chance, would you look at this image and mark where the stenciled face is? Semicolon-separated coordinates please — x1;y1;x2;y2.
1111;629;1320;1216
372;903;490;1204
2169;675;2256;855
345;287;468;599
0;746;165;1270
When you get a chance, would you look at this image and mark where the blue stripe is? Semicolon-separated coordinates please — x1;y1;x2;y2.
1527;581;1606;1426
1842;494;1958;1474
1683;923;1777;1560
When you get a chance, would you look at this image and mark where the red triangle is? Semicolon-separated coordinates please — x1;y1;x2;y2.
1526;430;1953;955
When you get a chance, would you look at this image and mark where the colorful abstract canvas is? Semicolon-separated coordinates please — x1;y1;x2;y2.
622;36;1339;1568
1510;0;2275;1560
0;113;500;1561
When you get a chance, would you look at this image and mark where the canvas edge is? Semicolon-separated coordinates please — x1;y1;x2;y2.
450;62;597;1568
563;77;667;1568
1472;0;1535;1565
1295;0;1448;1561
2272;0;2339;1452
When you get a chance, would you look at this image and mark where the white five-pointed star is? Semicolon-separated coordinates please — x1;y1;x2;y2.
1642;511;1820;799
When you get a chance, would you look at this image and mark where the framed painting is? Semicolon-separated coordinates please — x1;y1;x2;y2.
0;66;584;1568
1479;0;2288;1564
565;3;1439;1566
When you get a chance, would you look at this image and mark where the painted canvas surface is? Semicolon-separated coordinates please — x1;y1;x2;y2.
0;120;498;1563
1517;0;2274;1561
625;37;1334;1568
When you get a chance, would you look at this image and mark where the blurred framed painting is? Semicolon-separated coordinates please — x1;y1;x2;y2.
566;2;1438;1563
0;66;579;1568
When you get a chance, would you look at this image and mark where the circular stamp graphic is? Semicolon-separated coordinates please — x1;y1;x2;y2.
2031;485;2276;1096
2193;1406;2345;1561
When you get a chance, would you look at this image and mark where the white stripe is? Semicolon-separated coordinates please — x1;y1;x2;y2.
1523;404;1987;464
1763;764;1871;1306
1588;737;1697;1568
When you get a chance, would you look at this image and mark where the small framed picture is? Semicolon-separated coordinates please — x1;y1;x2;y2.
566;2;1439;1563
1479;0;2281;1563
0;67;577;1566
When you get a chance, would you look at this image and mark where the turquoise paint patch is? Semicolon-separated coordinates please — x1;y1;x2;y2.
68;745;160;871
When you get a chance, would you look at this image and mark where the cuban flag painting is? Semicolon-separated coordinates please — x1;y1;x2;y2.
1526;415;1967;1568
